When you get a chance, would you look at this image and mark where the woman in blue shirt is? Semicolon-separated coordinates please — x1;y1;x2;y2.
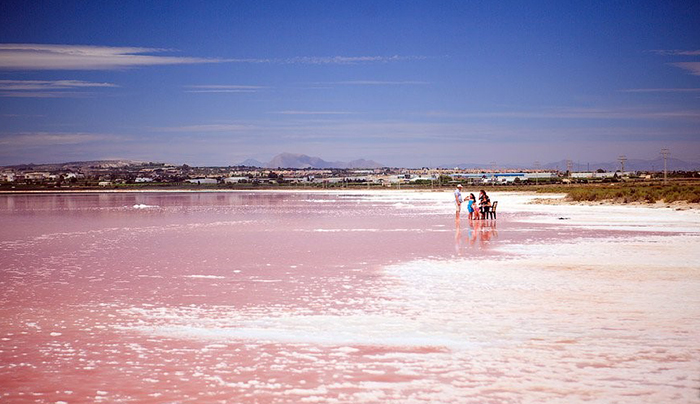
467;193;478;220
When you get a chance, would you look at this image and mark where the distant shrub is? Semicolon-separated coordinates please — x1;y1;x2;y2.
540;183;700;204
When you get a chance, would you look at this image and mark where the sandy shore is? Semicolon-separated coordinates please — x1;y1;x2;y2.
530;195;700;210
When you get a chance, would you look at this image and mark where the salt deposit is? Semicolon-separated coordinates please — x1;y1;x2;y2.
0;190;698;403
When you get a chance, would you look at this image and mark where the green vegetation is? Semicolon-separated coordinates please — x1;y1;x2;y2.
537;183;700;204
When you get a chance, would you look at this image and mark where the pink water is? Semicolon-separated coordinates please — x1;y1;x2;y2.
1;191;698;403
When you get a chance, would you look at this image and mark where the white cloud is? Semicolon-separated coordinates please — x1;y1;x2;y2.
0;79;118;97
184;84;269;93
0;79;117;90
0;44;427;70
186;85;268;89
0;113;45;118
284;55;427;65
0;132;122;146
334;80;429;85
272;111;353;115
671;62;700;76
424;107;700;121
184;90;259;93
0;43;226;70
0;91;91;98
621;88;700;93
651;49;700;56
151;124;253;132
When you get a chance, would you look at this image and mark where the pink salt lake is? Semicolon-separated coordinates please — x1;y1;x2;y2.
1;191;699;403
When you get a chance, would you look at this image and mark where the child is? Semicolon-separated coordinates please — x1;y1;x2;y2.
468;193;478;220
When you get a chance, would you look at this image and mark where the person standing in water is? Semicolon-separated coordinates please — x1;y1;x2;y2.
479;189;491;219
454;184;463;219
467;193;478;220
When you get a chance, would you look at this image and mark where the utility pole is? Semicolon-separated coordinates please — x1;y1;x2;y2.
661;149;670;183
618;155;627;174
566;160;573;176
534;161;540;185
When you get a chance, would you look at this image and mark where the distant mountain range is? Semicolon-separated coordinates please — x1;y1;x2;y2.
542;157;700;172
239;159;265;167
441;157;700;172
1;160;143;170
3;155;698;172
240;153;384;169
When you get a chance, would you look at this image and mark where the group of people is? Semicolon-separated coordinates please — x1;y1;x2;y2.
453;184;493;220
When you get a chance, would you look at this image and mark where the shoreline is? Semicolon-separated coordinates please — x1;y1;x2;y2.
2;187;698;211
0;187;448;195
530;196;699;210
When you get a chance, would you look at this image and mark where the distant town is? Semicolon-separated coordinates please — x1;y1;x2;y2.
1;158;697;191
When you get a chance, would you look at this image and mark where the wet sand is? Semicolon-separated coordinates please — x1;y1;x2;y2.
1;191;698;403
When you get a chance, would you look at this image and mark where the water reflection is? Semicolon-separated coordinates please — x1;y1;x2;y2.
455;217;498;254
0;191;333;212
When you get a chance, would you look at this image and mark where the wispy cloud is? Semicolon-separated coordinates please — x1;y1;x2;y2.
621;88;700;93
284;55;426;65
425;107;700;121
0;132;122;146
0;79;118;97
648;49;700;76
272;111;353;115
0;113;45;118
0;44;227;70
184;84;269;93
184;90;259;93
0;44;427;70
150;124;253;132
333;80;429;85
670;62;700;76
650;49;700;56
0;79;117;90
0;91;93;98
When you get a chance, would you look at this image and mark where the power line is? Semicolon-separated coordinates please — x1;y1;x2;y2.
618;155;627;173
660;149;670;183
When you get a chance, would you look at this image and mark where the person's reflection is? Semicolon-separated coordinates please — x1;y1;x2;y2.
464;217;499;249
479;218;498;248
455;216;500;254
489;219;498;239
455;216;463;254
468;218;480;248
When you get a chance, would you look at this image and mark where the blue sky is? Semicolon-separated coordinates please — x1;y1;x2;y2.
0;0;698;167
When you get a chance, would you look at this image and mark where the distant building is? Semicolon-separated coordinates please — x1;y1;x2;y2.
524;172;556;180
24;172;51;181
1;171;15;182
223;177;248;183
407;174;437;182
186;178;217;185
570;172;633;179
135;177;154;183
451;172;556;183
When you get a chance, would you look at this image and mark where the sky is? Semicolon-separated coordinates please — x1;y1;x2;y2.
0;0;699;168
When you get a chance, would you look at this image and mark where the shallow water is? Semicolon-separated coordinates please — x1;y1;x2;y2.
1;191;699;403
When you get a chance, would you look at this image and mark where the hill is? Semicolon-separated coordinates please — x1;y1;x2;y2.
259;153;384;169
